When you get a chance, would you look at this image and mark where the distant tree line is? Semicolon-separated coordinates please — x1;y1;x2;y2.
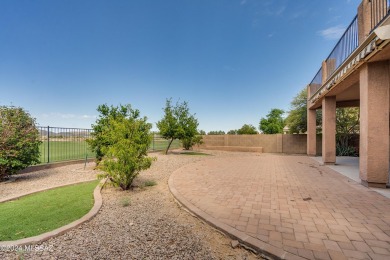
207;130;225;135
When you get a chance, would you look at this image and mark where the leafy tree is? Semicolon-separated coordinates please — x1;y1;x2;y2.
237;124;258;135
285;88;322;134
0;106;41;180
182;133;204;150
207;130;225;135
198;130;206;135
336;107;359;156
87;104;133;165
285;89;308;134
157;99;199;154
227;129;238;135
259;109;285;134
93;104;155;190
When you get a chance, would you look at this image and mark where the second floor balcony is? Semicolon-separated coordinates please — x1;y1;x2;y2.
308;0;390;106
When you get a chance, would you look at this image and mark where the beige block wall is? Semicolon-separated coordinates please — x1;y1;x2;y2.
201;135;225;146
282;134;307;154
201;134;324;154
224;135;278;152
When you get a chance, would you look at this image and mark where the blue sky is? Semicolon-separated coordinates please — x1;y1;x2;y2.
0;0;360;132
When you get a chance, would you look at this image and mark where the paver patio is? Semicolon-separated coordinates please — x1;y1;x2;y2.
169;153;390;260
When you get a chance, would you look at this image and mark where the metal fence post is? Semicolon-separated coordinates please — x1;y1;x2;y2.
47;126;50;163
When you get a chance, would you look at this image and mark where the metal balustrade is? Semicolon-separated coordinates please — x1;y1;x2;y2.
325;16;359;80
371;0;390;32
308;0;390;101
309;68;323;96
38;126;181;164
38;126;94;163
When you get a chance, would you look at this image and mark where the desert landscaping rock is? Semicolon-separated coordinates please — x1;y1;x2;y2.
231;240;240;249
0;162;98;202
0;151;261;259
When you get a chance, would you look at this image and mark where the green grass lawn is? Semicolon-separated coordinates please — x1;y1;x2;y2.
39;141;95;163
150;138;181;151
0;180;99;241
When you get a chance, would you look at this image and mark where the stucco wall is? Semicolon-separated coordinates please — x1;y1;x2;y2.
282;134;307;154
201;134;324;154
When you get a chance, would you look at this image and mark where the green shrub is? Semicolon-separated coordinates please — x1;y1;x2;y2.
120;197;131;207
143;180;157;187
336;144;358;157
0;106;41;180
95;104;156;190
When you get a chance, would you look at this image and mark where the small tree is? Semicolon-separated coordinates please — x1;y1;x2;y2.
93;104;155;190
0;106;41;180
237;124;258;135
87;104;133;165
259;108;285;134
157;99;199;154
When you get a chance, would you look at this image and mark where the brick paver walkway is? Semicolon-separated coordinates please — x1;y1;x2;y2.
169;153;390;260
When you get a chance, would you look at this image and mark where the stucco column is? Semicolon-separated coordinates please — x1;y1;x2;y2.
358;0;372;44
322;96;336;164
307;108;317;156
359;61;389;188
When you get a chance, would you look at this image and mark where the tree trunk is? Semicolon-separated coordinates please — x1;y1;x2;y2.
165;138;174;155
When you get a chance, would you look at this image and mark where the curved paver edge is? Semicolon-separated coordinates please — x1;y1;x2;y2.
168;164;305;260
0;178;107;246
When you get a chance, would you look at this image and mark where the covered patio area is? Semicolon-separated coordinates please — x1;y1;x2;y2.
310;156;390;199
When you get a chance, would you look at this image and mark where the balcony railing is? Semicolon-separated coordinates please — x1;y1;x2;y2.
371;0;390;31
308;0;390;101
325;15;358;80
309;68;323;96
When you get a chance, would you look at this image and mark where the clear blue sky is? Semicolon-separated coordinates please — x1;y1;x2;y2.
0;0;360;132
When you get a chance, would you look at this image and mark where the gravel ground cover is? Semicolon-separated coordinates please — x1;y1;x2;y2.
0;163;98;202
0;150;261;259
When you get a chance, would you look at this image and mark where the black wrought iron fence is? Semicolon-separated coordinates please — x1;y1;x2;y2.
38;126;94;163
371;0;390;32
38;126;181;164
325;15;359;80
